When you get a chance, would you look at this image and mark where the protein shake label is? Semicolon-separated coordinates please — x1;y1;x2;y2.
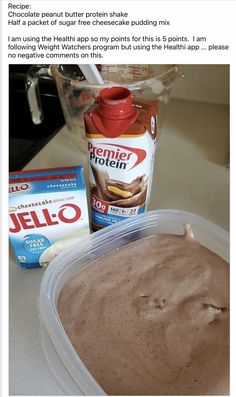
9;166;89;268
84;87;158;230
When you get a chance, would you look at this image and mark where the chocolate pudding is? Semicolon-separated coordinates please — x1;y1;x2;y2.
57;226;229;395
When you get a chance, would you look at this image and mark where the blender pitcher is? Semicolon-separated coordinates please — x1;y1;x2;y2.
26;64;183;153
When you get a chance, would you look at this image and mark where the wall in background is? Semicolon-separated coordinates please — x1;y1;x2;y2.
171;65;229;105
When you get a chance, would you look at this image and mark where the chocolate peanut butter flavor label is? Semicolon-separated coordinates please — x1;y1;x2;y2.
84;86;157;230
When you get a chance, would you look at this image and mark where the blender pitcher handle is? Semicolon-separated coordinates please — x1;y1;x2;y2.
25;65;51;125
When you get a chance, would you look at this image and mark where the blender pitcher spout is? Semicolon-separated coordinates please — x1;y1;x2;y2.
25;65;51;124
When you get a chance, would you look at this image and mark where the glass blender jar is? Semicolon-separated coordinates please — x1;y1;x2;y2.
26;64;183;153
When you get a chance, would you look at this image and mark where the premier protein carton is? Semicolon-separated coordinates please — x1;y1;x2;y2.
84;86;158;230
9;166;89;268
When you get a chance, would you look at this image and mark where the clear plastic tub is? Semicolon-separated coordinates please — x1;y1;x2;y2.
39;209;229;395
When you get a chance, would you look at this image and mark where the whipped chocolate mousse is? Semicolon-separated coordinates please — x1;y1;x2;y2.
57;227;229;395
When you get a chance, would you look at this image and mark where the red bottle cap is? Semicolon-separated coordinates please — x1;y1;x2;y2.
91;87;138;137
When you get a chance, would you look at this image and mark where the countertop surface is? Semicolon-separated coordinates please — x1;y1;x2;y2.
9;98;229;395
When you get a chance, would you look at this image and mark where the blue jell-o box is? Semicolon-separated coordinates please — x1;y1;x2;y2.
9;166;90;269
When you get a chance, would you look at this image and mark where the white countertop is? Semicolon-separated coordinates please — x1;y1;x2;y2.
9;98;229;395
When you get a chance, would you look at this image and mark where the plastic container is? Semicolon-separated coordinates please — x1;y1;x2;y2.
39;209;229;395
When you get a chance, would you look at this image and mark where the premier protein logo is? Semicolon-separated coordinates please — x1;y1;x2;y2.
88;142;146;170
